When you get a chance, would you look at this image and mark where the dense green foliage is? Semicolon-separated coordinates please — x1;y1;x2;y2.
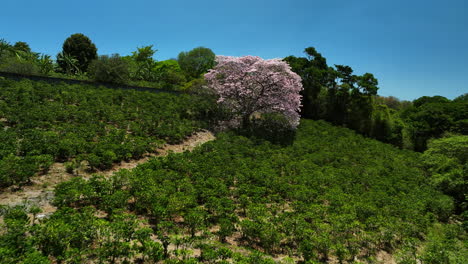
0;39;40;75
400;95;468;151
127;45;158;82
152;59;187;89
13;41;31;53
178;47;216;79
88;54;130;84
0;79;211;187
120;45;188;89
1;38;193;91
57;33;97;74
284;48;468;152
2;120;464;263
284;48;379;137
421;135;468;213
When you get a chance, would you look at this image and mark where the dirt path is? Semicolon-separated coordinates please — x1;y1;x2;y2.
0;130;215;215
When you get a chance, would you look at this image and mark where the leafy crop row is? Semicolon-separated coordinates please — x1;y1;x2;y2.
3;120;462;263
0;78;211;187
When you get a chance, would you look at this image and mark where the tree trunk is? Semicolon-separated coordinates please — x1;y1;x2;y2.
241;114;251;130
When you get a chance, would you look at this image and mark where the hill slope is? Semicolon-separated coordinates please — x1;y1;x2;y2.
2;119;464;263
0;78;211;187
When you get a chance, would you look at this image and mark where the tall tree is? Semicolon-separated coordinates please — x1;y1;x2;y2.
0;39;11;55
57;33;97;74
284;47;333;119
204;55;303;129
131;45;157;81
401;96;467;151
13;41;31;53
348;73;379;134
178;47;216;79
88;54;130;84
326;65;354;125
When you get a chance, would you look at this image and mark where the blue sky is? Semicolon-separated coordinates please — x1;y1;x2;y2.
1;0;467;100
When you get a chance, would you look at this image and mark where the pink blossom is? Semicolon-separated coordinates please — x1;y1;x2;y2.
205;55;303;128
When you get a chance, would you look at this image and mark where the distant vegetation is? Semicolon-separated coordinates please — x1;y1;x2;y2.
0;35;214;91
0;35;466;152
284;48;468;152
400;95;467;151
178;47;216;79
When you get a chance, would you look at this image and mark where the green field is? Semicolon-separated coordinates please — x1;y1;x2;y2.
2;119;464;263
0;78;211;187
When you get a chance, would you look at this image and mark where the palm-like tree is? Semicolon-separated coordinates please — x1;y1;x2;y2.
57;52;80;75
0;38;12;55
37;55;54;75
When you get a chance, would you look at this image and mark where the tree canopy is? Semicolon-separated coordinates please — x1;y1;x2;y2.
205;55;303;129
57;33;97;73
178;47;216;79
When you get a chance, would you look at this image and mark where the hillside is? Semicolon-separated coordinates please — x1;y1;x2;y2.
0;78;212;188
2;119;464;263
1;6;466;264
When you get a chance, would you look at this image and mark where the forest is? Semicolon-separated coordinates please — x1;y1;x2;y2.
1;35;466;152
0;34;466;263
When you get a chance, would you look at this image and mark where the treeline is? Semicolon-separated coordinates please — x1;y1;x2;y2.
0;78;213;187
1;120;465;263
2;36;466;152
0;34;214;91
284;48;467;151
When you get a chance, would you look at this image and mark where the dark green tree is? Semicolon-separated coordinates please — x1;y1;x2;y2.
326;65;353;125
130;45;157;81
178;47;215;79
88;54;130;84
153;59;186;89
413;96;450;108
284;47;333;119
400;96;467;151
348;73;379;135
184;207;206;238
454;93;468;102
0;38;12;55
422;135;468;212
13;41;31;53
57;33;97;74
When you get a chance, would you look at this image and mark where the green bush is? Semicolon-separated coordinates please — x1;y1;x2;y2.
152;59;186;89
88;54;130;84
244;112;296;145
37;55;54;76
177;47;215;79
0;154;38;187
0;56;39;75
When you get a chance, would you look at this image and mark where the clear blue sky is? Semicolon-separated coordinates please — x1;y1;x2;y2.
1;0;467;100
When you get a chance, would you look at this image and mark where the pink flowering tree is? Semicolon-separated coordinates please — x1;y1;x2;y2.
204;55;303;129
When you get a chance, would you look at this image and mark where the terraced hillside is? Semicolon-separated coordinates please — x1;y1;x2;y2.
0;78;212;188
2;120;464;263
